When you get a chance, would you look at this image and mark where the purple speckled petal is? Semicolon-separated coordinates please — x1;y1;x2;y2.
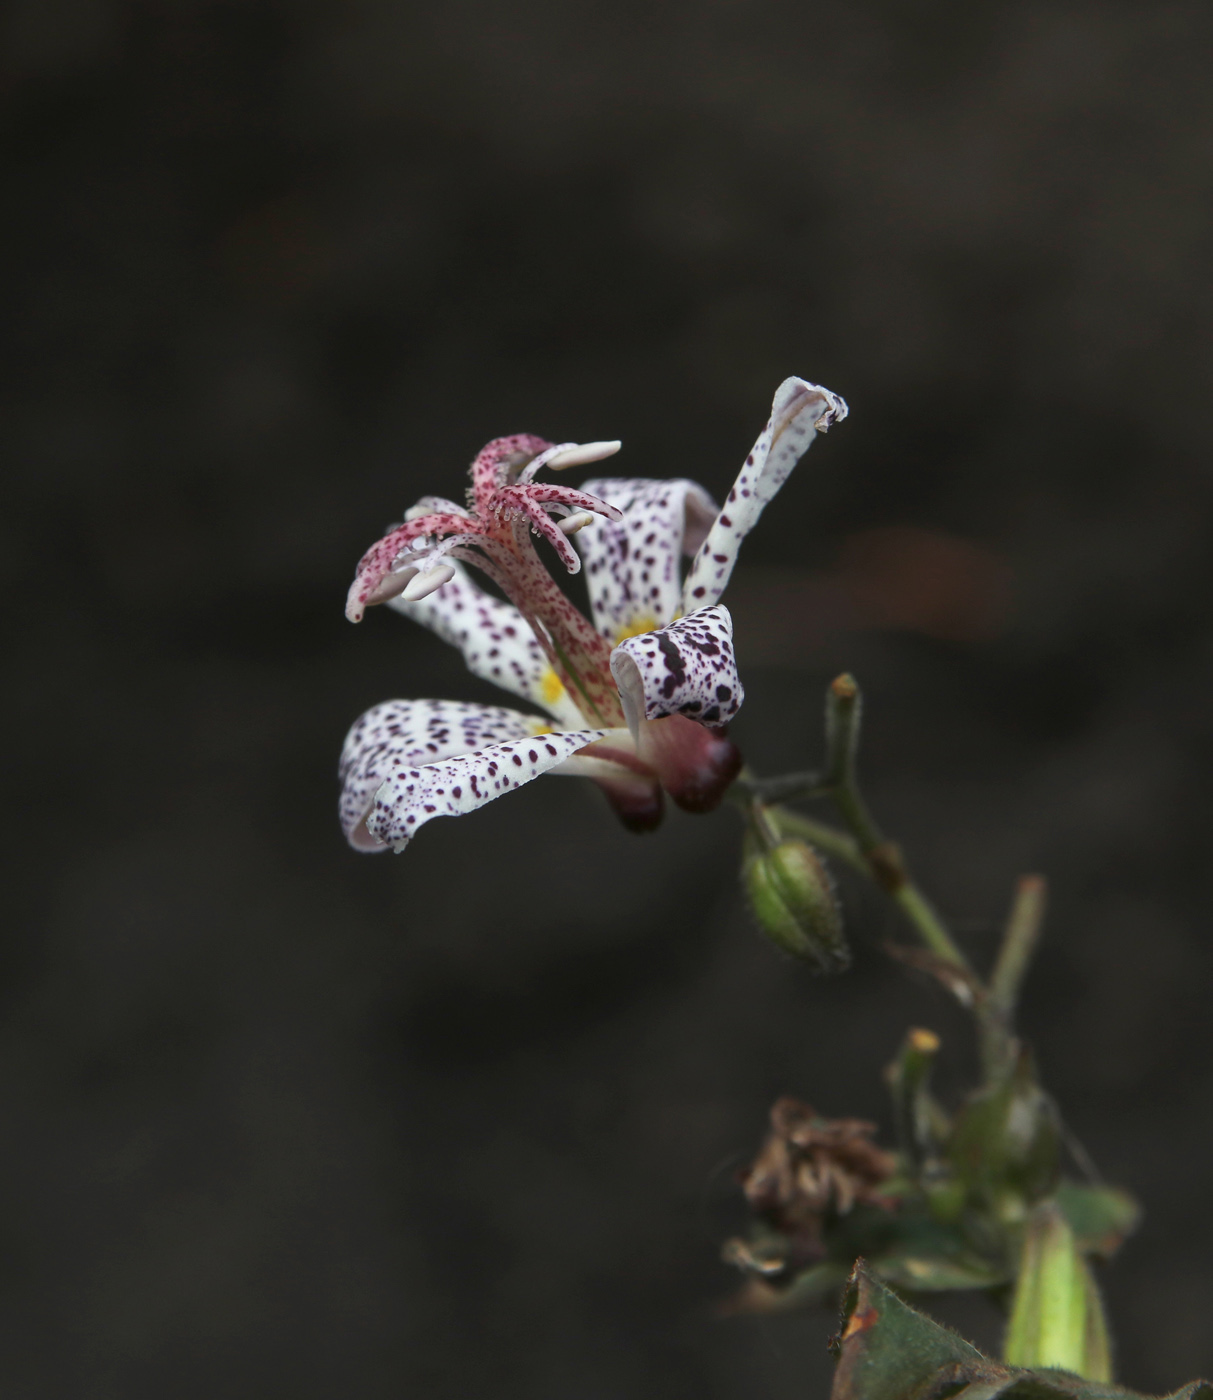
575;477;719;638
365;725;609;853
609;604;743;739
681;378;847;613
339;698;549;850
387;563;585;727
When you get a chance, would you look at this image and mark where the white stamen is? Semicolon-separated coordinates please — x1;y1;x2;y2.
402;563;456;601
545;440;623;471
557;511;595;535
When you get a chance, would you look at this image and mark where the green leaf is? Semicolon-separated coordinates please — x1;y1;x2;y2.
830;1261;992;1400
862;1205;1008;1292
1056;1181;1140;1259
873;1248;1006;1292
830;1262;1213;1400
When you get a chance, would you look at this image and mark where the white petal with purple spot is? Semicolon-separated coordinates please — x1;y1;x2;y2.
609;604;743;740
575;477;719;638
682;377;847;612
339;698;548;850
387;563;585;726
366;726;609;852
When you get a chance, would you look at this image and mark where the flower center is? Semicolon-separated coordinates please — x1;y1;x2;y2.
613;615;659;644
540;668;569;707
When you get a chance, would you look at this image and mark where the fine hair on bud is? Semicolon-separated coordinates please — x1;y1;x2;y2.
743;838;850;974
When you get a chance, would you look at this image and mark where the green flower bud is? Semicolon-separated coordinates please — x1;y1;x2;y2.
744;838;850;973
948;1049;1061;1222
886;1027;949;1180
1004;1201;1113;1381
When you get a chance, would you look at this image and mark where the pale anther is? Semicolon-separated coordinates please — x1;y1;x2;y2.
545;440;623;471
557;511;596;535
402;563;457;601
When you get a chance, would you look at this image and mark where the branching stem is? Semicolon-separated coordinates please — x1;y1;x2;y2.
990;875;1048;1018
732;675;1051;1087
822;674;973;975
768;809;867;875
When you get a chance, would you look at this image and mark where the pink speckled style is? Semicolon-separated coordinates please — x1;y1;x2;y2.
340;376;847;851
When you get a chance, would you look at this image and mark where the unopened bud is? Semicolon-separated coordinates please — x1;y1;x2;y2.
1004;1202;1113;1381
886;1027;948;1180
948;1049;1060;1218
744;838;850;973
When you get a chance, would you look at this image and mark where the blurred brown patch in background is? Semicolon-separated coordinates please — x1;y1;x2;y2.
733;526;1014;664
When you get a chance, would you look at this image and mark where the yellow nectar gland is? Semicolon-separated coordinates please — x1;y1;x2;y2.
537;617;657;715
540;668;568;707
613;616;659;644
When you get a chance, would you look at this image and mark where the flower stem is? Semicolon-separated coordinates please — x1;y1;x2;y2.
743;771;828;804
770;809;868;875
989;874;1047;1019
890;883;970;973
822;674;974;975
980;874;1048;1079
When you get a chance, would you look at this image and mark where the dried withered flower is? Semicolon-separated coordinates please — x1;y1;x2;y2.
738;1097;897;1266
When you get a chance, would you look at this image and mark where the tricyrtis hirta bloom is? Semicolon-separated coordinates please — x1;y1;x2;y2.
340;376;847;852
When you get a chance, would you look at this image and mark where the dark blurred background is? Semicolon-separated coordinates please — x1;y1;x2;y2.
4;1;1213;1395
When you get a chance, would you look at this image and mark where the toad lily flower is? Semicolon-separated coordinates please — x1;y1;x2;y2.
340;376;847;852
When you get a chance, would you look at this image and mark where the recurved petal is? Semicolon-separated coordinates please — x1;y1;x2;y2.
387;562;585;727
609;604;743;738
339;698;548;850
576;477;719;638
681;378;847;612
365;726;609;852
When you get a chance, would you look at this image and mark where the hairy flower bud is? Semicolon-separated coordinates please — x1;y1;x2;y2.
744;838;850;973
948;1049;1061;1222
1004;1202;1113;1381
886;1027;949;1181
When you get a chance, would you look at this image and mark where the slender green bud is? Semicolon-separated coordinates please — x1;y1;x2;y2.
825;673;862;789
886;1027;948;1180
1004;1202;1113;1381
743;837;850;973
